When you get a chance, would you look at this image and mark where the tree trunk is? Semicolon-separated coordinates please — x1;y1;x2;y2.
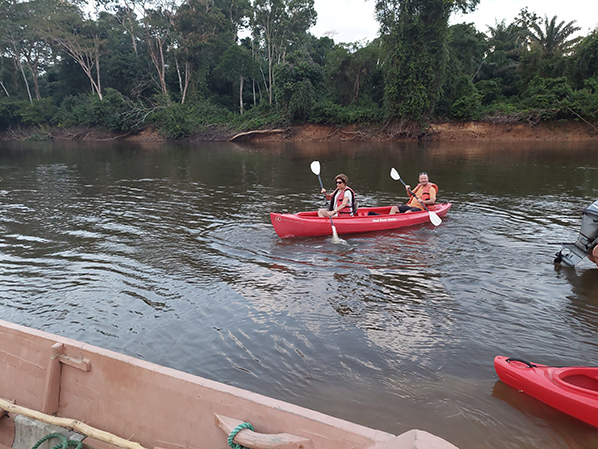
239;74;244;114
0;81;10;97
95;37;102;101
148;36;170;102
252;80;256;106
11;45;33;103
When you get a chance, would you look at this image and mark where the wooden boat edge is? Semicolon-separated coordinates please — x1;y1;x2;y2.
0;319;459;449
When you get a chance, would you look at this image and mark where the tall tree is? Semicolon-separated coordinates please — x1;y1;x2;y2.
46;2;106;100
568;30;598;88
213;42;257;113
325;42;381;106
175;0;240;103
527;15;581;57
374;0;479;130
520;15;581;80
251;0;316;105
143;1;176;101
1;0;36;101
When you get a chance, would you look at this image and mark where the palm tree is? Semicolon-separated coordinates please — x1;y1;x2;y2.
527;15;581;56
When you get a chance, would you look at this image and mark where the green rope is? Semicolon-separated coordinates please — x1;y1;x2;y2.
227;422;254;449
31;432;83;449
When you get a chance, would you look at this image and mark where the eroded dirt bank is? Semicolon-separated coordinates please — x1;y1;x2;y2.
226;121;598;143
3;121;598;142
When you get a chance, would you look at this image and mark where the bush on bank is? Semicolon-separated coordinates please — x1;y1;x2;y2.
0;75;597;140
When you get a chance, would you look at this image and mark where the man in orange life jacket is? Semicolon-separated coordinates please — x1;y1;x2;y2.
318;173;356;218
389;172;437;214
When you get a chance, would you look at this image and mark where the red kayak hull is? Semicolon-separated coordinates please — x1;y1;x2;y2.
270;203;451;238
494;355;598;428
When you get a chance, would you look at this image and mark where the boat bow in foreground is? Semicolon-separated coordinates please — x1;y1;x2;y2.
0;319;458;449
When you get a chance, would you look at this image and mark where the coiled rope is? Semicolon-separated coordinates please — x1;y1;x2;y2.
31;432;83;449
227;422;254;449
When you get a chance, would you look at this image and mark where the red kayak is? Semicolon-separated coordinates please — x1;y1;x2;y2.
270;203;451;238
494;356;598;428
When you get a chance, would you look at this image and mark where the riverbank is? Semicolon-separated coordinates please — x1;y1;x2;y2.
225;121;598;142
2;120;598;142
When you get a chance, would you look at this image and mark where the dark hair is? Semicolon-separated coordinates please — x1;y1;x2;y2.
335;173;349;184
419;172;428;176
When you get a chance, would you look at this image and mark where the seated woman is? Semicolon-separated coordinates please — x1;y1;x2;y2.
318;174;356;217
390;172;437;214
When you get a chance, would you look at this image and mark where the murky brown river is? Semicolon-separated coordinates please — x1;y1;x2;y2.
1;139;597;448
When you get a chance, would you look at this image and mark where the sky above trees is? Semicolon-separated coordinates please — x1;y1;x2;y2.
311;0;598;43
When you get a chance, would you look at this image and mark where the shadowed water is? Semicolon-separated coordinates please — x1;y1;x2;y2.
0;139;597;449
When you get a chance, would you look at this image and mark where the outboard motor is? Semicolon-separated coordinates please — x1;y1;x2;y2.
555;200;598;267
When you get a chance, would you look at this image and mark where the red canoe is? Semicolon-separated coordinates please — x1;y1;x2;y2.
494;356;598;428
270;203;451;238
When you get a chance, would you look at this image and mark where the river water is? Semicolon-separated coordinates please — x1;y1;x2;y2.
0;139;597;449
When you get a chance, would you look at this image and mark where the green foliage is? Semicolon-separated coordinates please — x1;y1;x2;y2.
2;0;598;138
378;0;454;122
477;19;526;99
150;99;233;139
568;77;598;120
0;100;24;131
437;23;487;118
55;89;140;131
0;98;57;131
475;79;506;105
526;15;581;57
450;77;482;120
229;102;289;130
288;80;315;122
519;15;582;82
568;31;598;88
309;101;384;125
15;99;56;125
483;100;522;117
520;76;573;109
324;42;383;107
274;59;324;121
448;23;488;75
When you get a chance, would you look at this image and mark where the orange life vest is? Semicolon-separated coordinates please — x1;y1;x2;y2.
407;183;438;208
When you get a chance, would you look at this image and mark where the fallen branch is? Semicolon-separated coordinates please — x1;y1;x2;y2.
228;129;286;142
0;398;147;449
567;107;598;133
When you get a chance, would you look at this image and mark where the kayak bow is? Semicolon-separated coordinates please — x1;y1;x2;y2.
494;355;598;428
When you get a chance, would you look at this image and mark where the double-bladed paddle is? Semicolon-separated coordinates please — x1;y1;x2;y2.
310;161;341;242
390;168;442;226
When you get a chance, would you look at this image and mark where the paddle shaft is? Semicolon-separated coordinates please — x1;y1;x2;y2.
316;173;338;229
315;174;327;204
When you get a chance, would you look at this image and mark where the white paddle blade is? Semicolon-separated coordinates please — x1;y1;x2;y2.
310;161;321;176
429;212;442;226
331;225;340;242
390;168;400;181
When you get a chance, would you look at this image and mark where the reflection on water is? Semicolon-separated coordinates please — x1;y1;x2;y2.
1;139;598;449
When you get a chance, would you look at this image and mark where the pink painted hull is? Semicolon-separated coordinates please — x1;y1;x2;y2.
0;319;459;449
270;203;452;238
494;356;598;428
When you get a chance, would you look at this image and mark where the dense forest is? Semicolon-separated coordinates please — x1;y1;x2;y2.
1;0;597;139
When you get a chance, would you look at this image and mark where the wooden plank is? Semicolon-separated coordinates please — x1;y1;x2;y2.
0;398;147;449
